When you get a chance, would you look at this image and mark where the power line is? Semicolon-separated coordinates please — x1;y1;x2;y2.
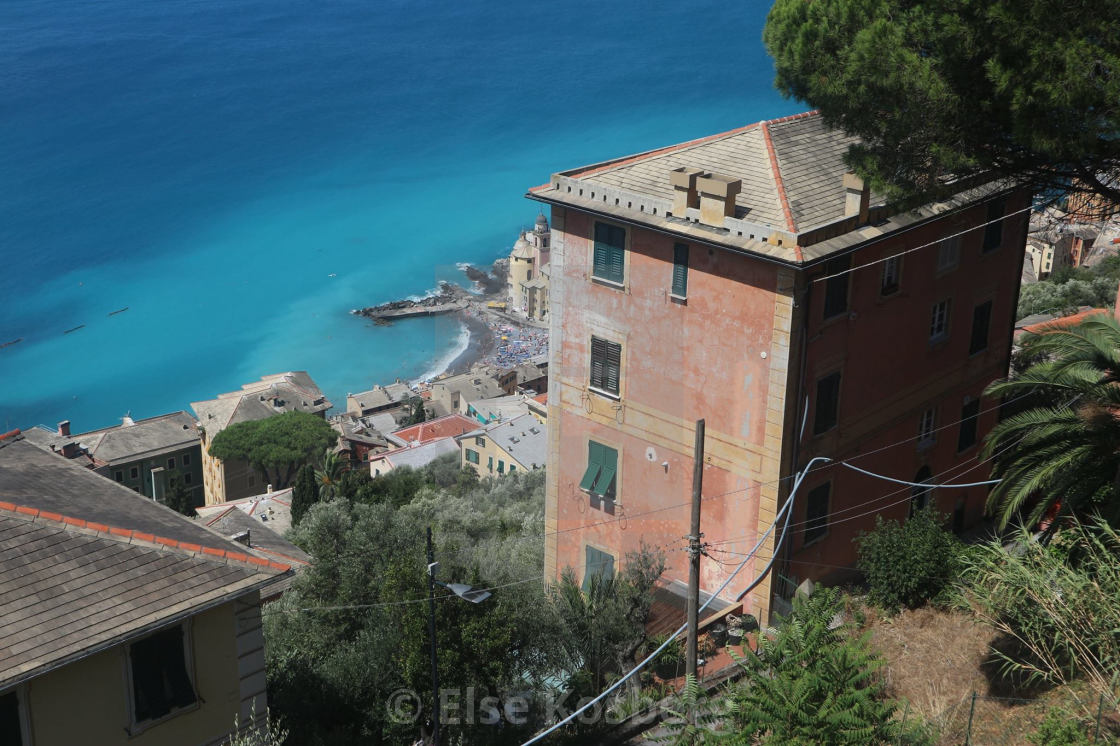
518;456;831;746
809;196;1045;285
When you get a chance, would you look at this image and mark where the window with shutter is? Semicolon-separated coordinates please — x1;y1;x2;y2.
583;545;616;591
983;199;1005;252
593;222;626;284
958;398;980;452
813;372;842;435
589;336;622;396
823;255;851;319
969;300;992;355
671;243;689;298
804;483;829;545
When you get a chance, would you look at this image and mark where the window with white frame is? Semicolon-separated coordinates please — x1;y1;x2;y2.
918;407;937;447
880;255;900;296
936;236;960;272
929;299;951;342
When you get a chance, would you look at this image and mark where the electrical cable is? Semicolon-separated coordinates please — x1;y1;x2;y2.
518;456;830;746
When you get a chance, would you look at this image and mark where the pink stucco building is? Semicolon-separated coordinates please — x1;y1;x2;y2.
527;111;1029;623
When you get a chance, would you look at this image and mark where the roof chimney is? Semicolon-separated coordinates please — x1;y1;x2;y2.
670;167;703;216
696;173;742;227
57;420;70;437
843;172;870;224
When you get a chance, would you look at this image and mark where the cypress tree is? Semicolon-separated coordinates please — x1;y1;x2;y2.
290;464;318;526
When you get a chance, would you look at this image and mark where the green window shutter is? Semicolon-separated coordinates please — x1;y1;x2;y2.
593;222;625;284
465;449;479;464
579;441;603;490
672;243;689;297
583;545;616;591
592;444;617;497
509;464;516;473
590;337;607;391
487;456;493;472
498;460;505;474
605;341;621;394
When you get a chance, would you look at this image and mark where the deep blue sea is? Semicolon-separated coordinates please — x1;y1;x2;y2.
0;0;796;432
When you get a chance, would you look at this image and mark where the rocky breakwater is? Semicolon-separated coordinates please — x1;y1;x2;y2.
352;281;470;325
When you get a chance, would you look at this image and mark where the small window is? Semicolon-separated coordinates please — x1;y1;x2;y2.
983;199;1005;252
579;441;618;500
465;449;480;464
969;300;993;355
671;243;689;298
880;255;900;296
487;456;494;473
813;372;842;435
804;483;830;545
910;466;933;516
475;435;485;447
589;336;622;396
497;460;505;474
0;690;25;746
930;299;951;342
592;222;626;284
823;255;851;319
114;470;124;482
130;466;139;479
583;545;615;591
167;457;176;470
918;407;936;447
184;473;192;485
509;464;516;473
937;236;960;272
958;398;981;452
182;453;191;466
129;625;197;725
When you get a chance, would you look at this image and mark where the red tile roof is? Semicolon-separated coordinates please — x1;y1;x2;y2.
1021;308;1107;335
391;414;478;445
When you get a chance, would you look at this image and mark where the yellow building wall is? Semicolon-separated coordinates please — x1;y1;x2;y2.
27;602;242;746
460;434;529;477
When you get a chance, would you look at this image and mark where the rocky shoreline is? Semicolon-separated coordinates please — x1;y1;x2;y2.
352;261;548;382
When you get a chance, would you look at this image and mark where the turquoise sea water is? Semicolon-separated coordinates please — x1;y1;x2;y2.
0;0;797;431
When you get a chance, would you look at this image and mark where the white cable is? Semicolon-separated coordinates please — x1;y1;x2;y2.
518;456;831;746
838;461;1000;489
810;197;1044;284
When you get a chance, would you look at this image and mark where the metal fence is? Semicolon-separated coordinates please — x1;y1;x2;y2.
926;691;1118;745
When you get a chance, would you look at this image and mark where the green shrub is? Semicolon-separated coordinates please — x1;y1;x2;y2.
855;506;963;612
1028;707;1091;746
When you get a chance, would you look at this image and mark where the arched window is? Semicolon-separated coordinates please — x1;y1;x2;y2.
910;466;932;517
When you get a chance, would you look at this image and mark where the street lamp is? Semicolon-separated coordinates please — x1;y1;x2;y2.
426;526;490;746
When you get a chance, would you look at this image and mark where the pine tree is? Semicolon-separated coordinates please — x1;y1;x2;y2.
290;464;318;526
721;589;917;745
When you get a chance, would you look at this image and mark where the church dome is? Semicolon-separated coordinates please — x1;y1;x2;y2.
511;234;534;259
535;213;549;231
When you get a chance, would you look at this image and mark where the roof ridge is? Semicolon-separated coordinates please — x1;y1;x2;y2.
562;122;764;181
0;500;290;573
760;119;806;262
760;109;820;128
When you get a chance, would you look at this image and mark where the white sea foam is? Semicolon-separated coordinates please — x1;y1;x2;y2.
413;321;470;384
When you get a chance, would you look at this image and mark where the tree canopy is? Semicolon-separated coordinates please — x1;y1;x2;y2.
763;1;1120;209
207;411;337;490
984;314;1120;530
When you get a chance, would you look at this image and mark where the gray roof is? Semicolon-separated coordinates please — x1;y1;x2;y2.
53;411;199;466
529;110;1010;265
429;370;506;400
191;371;331;437
465;394;532;423
197;505;309;567
373;438;460;471
347;382;412;411
474;414;547;469
0;438;289;689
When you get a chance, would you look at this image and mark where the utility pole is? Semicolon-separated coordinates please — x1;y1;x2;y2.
426;526;440;746
685;419;705;682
